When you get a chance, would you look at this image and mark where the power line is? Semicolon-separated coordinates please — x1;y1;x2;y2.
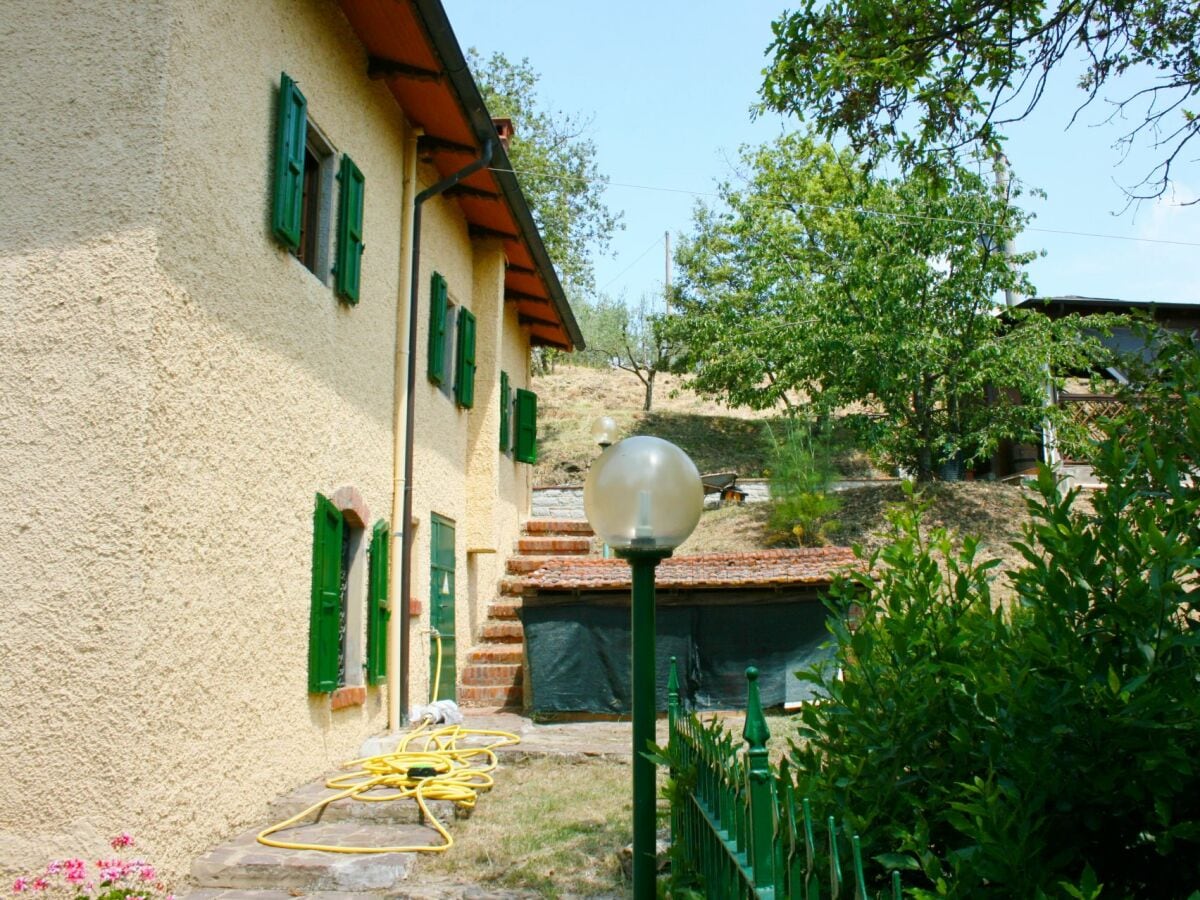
598;233;665;293
490;165;1200;249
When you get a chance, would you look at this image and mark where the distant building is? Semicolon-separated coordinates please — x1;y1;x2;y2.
1000;296;1200;482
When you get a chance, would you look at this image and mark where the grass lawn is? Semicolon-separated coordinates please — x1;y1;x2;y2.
416;756;635;897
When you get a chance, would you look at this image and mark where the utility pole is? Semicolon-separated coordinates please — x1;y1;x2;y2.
664;231;671;311
993;155;1021;308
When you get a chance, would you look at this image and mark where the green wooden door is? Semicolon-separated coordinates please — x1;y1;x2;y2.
429;514;456;702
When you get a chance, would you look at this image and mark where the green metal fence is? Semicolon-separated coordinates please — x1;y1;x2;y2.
666;658;902;899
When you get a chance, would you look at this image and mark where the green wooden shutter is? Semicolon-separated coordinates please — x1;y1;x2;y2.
308;493;343;693
427;273;448;383
454;307;477;408
366;519;390;686
272;72;307;251
499;371;510;450
514;388;538;463
334;155;365;303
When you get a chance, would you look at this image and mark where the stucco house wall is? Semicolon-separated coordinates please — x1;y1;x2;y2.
0;0;561;882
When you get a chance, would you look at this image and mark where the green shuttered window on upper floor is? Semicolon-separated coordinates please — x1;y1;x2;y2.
308;492;343;693
366;519;389;686
499;371;511;450
427;272;448;384
454;307;477;408
515;388;538;464
335;155;365;303
272;72;307;251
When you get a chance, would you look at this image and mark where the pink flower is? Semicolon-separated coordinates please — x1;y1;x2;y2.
137;867;155;883
43;863;60;876
12;877;28;893
30;879;48;892
109;833;134;850
62;859;86;885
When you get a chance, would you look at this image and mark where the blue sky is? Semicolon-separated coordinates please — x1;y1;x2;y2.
442;0;1199;305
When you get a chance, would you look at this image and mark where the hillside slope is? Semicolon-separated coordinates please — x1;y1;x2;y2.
534;364;1040;586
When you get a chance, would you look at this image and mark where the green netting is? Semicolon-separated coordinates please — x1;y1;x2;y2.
522;599;835;713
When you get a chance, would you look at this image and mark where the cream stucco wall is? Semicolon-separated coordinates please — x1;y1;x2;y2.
0;0;543;882
0;0;401;881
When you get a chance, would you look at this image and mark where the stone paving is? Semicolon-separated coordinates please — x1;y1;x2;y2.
180;712;712;900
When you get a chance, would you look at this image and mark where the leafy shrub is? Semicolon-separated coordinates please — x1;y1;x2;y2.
788;332;1200;898
765;418;842;546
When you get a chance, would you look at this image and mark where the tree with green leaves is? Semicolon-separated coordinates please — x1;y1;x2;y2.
786;331;1200;895
581;292;674;411
665;131;1108;480
761;0;1200;203
469;50;622;295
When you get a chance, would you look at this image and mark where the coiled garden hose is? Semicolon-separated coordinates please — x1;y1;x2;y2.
256;633;519;854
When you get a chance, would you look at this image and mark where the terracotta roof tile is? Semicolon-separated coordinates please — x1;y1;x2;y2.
519;548;858;592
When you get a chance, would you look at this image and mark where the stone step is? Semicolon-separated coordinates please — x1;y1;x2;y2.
467;644;523;665
516;536;591;555
523;518;594;536
456;683;523;708
266;780;458;827
191;825;437;891
479;620;523;642
459;663;523;688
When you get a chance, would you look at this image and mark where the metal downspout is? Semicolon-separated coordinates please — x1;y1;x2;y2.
397;138;496;723
387;125;422;733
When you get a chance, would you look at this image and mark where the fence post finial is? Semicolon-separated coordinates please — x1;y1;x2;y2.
742;667;776;888
742;666;770;750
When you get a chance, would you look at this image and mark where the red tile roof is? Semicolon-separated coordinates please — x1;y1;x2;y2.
519;548;858;592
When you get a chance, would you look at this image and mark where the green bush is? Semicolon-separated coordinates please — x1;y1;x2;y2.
788;332;1200;898
764;418;842;546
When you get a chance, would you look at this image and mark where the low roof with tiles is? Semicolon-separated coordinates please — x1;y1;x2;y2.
519;547;858;592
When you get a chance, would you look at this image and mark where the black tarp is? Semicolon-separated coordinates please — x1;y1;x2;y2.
521;599;836;713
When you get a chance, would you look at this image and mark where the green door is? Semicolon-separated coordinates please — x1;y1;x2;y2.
429;514;456;702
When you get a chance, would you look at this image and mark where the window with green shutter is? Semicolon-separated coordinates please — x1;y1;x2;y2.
427;272;449;384
366;519;389;686
454;307;477;408
334;155;365;303
514;388;538;464
308;493;343;693
272;72;307;251
499;371;510;451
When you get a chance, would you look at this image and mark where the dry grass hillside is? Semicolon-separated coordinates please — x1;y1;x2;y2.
533;364;776;487
534;364;1045;591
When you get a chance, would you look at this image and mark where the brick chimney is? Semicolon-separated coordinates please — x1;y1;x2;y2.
492;117;514;152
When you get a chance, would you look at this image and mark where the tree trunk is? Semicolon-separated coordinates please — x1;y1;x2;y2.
643;369;656;411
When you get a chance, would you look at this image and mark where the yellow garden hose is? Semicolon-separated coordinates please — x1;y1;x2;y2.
257;635;519;854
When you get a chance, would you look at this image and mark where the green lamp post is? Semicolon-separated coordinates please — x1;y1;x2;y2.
584;435;703;899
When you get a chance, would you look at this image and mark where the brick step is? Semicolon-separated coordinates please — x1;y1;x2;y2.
523;518;594;536
487;600;520;620
506;556;552;575
457;683;523;708
479;620;523;642
467;643;523;665
516;536;592;555
265;779;458;827
499;576;527;596
460;663;523;688
190;824;435;891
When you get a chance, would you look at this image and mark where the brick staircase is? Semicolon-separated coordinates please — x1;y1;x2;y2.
457;518;595;709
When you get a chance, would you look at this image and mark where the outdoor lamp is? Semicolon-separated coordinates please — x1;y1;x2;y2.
589;415;618;449
583;435;703;551
583;435;702;899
